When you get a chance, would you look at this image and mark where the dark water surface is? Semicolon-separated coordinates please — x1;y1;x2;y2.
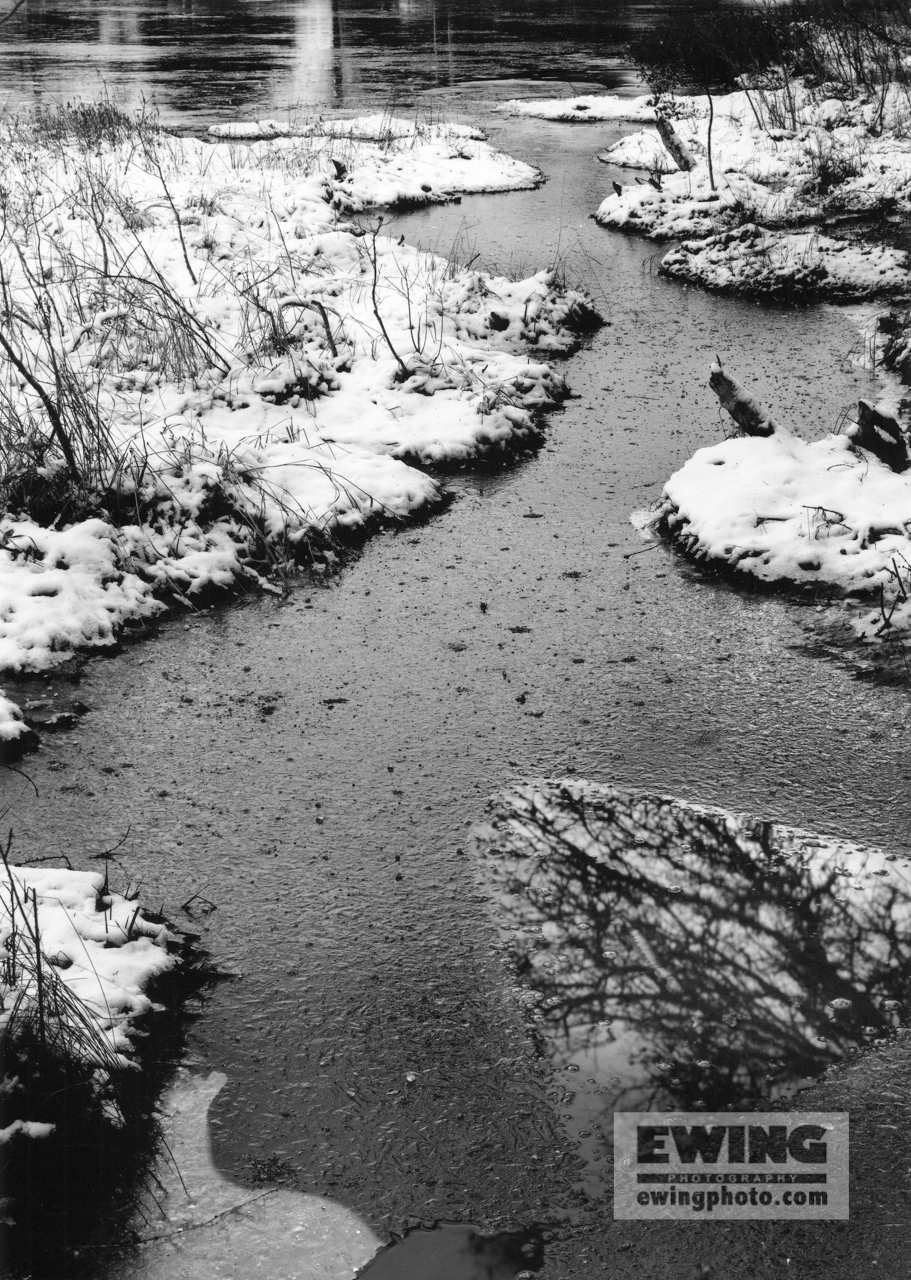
0;0;751;122
2;5;910;1278
355;1220;543;1277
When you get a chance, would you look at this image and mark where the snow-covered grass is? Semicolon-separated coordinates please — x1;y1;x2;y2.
660;224;911;302
0;103;598;744
646;365;911;642
0;859;175;1116
208;109;487;145
593;83;911;300
0;851;192;1265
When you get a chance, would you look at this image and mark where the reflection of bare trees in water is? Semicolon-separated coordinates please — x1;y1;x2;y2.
478;784;911;1111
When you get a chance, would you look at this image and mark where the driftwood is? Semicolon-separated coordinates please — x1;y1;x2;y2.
708;361;778;437
846;399;908;472
655;114;695;173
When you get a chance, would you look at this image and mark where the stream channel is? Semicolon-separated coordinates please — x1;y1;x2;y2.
3;3;911;1278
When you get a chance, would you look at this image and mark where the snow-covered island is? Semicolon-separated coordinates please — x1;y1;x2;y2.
0;105;598;747
500;93;657;124
642;361;911;642
593;83;911;301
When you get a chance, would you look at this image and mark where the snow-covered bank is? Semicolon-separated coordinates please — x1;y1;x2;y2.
660;225;911;302
0;107;598;745
587;83;911;300
0;863;176;1108
0;858;194;1268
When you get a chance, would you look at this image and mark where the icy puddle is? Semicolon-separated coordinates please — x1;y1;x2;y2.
476;783;911;1198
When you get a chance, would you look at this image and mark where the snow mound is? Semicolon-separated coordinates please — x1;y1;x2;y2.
501;94;657;123
0;518;162;672
207;120;536;209
0;691;28;742
653;428;911;602
598;129;673;172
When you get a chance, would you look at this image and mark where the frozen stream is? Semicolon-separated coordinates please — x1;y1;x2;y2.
4;88;911;1280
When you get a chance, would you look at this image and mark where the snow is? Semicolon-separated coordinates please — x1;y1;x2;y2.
0;1119;55;1145
206;119;539;209
501;94;657;123
1;862;177;1130
209;114;486;143
647;378;911;640
593;83;911;299
0;690;27;741
0;112;595;740
597;130;673;172
661;225;911;301
0;518;161;672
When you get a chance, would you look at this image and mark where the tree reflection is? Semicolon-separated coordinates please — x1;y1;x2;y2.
478;784;911;1112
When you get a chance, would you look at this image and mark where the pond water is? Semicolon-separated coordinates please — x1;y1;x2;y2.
2;4;911;1279
1;0;747;122
355;1220;543;1278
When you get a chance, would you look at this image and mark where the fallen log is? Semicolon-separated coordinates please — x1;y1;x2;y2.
709;361;778;437
655;113;695;173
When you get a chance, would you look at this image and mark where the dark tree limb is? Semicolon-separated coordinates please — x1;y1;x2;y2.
0;0;27;25
0;328;79;476
709;360;778;437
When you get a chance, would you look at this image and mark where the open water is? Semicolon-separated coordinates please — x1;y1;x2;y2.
2;3;910;1278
